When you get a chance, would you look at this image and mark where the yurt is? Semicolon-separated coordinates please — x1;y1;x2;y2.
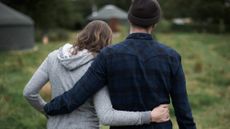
88;5;127;32
0;2;34;50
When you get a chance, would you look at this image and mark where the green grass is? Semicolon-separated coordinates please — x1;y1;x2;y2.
157;33;230;129
0;33;230;129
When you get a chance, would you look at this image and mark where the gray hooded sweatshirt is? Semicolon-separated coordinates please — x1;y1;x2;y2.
23;44;151;129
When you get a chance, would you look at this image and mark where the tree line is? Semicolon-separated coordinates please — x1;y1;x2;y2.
1;0;229;32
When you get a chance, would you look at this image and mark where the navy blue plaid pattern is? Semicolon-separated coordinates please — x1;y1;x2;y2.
44;33;196;129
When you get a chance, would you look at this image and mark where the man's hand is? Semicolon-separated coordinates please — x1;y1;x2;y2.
151;104;170;123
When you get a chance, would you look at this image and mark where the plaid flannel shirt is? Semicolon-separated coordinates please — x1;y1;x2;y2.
44;33;196;129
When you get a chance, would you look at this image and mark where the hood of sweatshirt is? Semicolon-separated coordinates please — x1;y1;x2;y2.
57;43;94;71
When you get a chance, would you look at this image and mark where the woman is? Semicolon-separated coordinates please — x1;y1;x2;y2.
23;20;169;129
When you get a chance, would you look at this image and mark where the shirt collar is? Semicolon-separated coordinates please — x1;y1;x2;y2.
126;33;153;40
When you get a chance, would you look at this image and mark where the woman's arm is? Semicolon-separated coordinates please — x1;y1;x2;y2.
23;57;49;114
93;87;151;126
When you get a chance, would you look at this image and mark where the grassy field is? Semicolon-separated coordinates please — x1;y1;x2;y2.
0;33;230;129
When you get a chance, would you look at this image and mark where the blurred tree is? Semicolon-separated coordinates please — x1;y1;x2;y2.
1;0;78;29
159;0;193;19
160;0;229;25
159;0;230;32
224;0;230;25
72;0;93;28
1;0;131;29
191;0;225;24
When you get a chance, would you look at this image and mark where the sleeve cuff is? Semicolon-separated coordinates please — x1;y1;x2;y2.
141;111;151;124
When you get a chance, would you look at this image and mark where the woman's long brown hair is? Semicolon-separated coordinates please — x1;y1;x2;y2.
72;20;112;55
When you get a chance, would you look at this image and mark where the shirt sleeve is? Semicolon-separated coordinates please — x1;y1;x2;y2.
170;56;196;129
93;87;151;126
23;57;49;114
44;52;107;115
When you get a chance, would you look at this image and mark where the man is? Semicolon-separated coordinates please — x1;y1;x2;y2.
44;0;196;128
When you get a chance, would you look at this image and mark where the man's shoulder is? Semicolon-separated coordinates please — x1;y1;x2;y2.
100;40;181;60
155;41;181;58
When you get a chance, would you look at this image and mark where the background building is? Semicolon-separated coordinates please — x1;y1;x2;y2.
88;5;127;32
0;2;34;50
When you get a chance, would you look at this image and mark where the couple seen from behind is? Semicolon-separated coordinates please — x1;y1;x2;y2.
23;0;196;129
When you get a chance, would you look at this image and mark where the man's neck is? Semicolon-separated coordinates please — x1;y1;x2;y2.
130;26;153;34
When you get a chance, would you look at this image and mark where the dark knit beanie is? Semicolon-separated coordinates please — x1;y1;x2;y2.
128;0;161;28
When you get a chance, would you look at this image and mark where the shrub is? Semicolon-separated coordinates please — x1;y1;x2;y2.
171;23;230;33
155;19;172;33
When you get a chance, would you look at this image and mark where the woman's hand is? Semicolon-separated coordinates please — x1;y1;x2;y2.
151;104;170;123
